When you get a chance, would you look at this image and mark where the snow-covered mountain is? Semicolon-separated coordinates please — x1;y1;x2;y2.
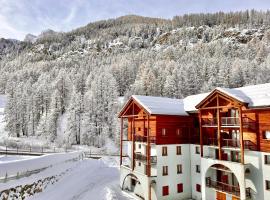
0;11;270;148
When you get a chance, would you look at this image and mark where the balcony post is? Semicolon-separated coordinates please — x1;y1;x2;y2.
132;102;135;171
239;107;244;164
147;114;151;176
120;117;123;166
217;96;222;160
199;109;203;157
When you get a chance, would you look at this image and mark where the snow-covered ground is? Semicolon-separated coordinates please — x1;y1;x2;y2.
29;157;132;200
0;153;131;200
0;155;34;163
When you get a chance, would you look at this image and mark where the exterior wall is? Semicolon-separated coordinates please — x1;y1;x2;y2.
155;144;192;200
245;150;270;200
190;144;202;200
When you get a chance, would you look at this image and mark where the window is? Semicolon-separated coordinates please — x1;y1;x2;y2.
162;128;167;136
163;166;168;176
162;146;168;156
196;165;200;173
177;183;183;193
176;146;182;155
138;127;141;131
162;186;169;196
265;155;270;164
196;184;201;192
266;180;270;190
195;146;200;154
263;130;270;139
176;128;182;136
138;144;141;149
138;162;141;166
177;164;182;174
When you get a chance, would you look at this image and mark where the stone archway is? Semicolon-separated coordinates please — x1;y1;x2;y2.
121;173;146;199
201;159;246;200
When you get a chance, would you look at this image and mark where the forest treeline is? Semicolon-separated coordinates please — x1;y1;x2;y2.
0;10;270;147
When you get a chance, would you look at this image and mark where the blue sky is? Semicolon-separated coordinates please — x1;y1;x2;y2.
0;0;270;40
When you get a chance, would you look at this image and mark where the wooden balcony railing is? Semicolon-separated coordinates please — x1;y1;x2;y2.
133;135;156;143
206;177;240;197
202;117;217;126
134;153;157;164
222;139;240;148
221;117;240;126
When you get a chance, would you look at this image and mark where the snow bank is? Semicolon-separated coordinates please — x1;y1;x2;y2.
0;151;83;177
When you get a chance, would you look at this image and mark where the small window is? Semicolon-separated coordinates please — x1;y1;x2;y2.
163;166;168;176
266;180;270;190
162;128;167;136
176;146;182;155
162;146;168;156
176;128;182;136
138;162;141;166
264;130;270;139
265;155;270;165
177;183;183;193
196;184;201;192
138;144;141;149
195;146;200;154
162;186;169;196
196;165;200;173
177;164;182;174
138;127;141;131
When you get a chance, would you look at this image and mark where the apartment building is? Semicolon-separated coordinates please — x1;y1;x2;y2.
118;83;270;200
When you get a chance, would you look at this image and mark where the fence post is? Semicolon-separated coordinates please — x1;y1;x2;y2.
41;147;43;153
17;146;18;154
5;146;7;155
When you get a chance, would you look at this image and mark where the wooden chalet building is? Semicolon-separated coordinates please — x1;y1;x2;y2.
119;83;270;200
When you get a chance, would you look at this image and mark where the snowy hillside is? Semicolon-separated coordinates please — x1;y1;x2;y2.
0;95;7;139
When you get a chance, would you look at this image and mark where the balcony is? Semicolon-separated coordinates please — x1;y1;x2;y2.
202;117;217;127
222;139;240;148
133;135;156;143
134;153;157;165
206;177;251;198
206;177;240;196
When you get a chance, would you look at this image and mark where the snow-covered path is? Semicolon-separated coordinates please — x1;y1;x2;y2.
29;158;133;200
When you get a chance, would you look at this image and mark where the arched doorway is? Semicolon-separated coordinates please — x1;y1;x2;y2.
205;164;241;200
122;173;145;199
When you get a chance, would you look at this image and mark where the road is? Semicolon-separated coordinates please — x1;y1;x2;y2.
29;157;133;200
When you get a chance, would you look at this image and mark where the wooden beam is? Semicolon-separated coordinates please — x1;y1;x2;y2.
217;95;222;160
120;117;123;166
239;107;244;164
132;102;135;171
199;110;203;157
147;114;151;177
199;105;239;110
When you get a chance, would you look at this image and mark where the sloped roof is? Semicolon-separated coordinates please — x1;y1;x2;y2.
121;83;270;116
214;83;270;107
132;95;188;116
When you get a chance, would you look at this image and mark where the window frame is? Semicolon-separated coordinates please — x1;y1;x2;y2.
195;146;200;154
162;186;169;196
177;164;182;174
196;165;201;173
162;166;168;176
176;146;182;155
265;155;270;165
177;183;183;193
266;180;270;190
196;184;201;192
162;146;168;156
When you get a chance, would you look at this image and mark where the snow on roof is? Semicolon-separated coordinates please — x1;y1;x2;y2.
132;95;188;116
183;92;209;112
129;83;270;115
215;83;270;107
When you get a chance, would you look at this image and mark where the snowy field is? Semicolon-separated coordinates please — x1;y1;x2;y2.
29;157;132;200
0;153;132;200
